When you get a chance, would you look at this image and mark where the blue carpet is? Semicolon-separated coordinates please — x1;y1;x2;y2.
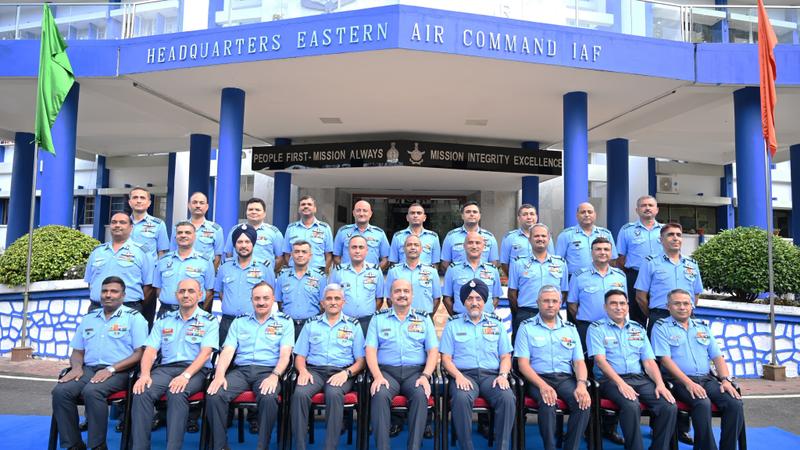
2;414;798;449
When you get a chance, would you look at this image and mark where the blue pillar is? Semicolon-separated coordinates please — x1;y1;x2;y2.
520;141;540;213
733;87;768;229
92;155;110;242
215;87;246;236
606;138;629;239
208;176;216;219
40;83;79;227
563;92;588;228
166;153;176;231
648;157;657;197
273;138;292;234
791;145;800;245
717;164;735;232
6;132;36;247
188;134;212;200
711;0;730;43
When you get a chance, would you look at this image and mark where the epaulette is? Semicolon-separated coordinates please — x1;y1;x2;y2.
563;320;576;328
254;258;272;268
551;254;565;261
392;229;406;237
211;222;221;230
645;254;658;262
199;310;215;320
655;318;669;326
520;316;537;326
448;314;463;321
345;315;359;325
480;229;495;237
311;313;324;321
318;221;331;228
504;229;517;236
150;216;163;224
223;256;236;263
574;268;591;277
268;224;280;233
236;313;249;319
92;242;105;251
421;263;437;270
685;256;697;264
485;313;501;321
158;252;173;261
374;308;391;315
388;262;401;270
122;307;140;316
312;267;326;275
365;262;379;270
610;267;625;275
620;222;635;230
425;229;440;238
589;321;603;328
512;255;529;263
445;228;460;236
129;240;145;249
273;310;289;319
597;226;611;233
279;266;292;274
411;309;429;317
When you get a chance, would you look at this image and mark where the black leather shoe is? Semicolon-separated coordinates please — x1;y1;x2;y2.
678;431;694;445
186;418;199;433
91;444;108;450
114;421;124;433
389;424;402;437
151;417;165;431
603;431;625;445
79;420;88;432
423;424;433;439
67;444;87;450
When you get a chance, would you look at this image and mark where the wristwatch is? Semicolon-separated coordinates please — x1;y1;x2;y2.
577;378;590;387
182;372;192;380
106;366;116;374
722;376;735;383
498;372;509;378
421;372;432;382
345;368;353;378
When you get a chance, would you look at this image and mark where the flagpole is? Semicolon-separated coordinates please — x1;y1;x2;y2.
17;148;39;352
764;142;776;366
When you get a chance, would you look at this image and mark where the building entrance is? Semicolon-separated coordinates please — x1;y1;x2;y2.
351;194;468;240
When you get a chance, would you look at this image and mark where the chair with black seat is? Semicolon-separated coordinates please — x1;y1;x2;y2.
673;377;747;450
49;368;136;450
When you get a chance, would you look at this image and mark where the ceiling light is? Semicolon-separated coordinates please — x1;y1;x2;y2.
320;117;342;124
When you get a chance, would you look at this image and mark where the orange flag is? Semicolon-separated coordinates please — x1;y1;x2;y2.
758;0;778;157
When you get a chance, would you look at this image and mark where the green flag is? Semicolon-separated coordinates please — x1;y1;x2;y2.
34;4;74;156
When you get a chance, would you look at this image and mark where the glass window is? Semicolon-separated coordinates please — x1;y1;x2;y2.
82;196;95;226
656;204;718;234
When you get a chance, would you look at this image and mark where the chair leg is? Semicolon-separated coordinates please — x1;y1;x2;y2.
237;406;245;443
556;413;564;448
488;411;494;447
739;421;748;450
120;400;131;450
308;406;315;444
48;414;58;450
347;409;354;445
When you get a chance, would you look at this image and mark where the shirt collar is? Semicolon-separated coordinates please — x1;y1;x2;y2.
636;219;661;230
131;213;153;224
532;313;564;329
94;304;125;320
318;312;347;326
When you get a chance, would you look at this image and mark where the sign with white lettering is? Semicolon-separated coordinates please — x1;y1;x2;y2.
252;140;562;175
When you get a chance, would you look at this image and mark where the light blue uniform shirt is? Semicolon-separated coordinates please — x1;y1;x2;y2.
441;226;499;264
443;262;503;314
131;213;169;258
333;224;390;266
499;228;555;265
587;318;654;379
388;228;441;265
294;313;365;367
439;313;513;371
223;312;295;367
652;317;722;377
84;240;154;302
215;257;276;316
275;267;326;320
567;266;628;322
634;254;703;310
330;263;384;318
617;221;663;270
384;262;442;314
71;305;148;366
154;251;216;305
514;315;583;374
224;222;284;266
283;219;333;269
170;220;224;262
507;254;568;308
555;225;618;275
144;307;219;368
365;308;439;366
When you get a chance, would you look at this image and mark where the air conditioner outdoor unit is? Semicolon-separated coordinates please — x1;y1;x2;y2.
657;175;678;194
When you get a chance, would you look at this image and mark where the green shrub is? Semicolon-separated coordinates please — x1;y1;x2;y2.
0;225;99;286
693;227;800;302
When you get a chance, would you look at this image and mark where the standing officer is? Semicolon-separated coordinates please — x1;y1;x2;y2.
617;195;663;326
507;223;567;340
291;283;366;450
275;240;327;339
215;224;276;344
389;202;441;268
366;279;439;450
84;212;154;315
652;289;744;450
514;285;591;450
556;202;618;277
283;195;333;271
52;276;148;450
333;200;391;270
634;223;704;334
441;201;499;270
224;197;285;269
587;290;677;450
171;192;224;270
154;221;215;316
330;235;385;335
206;282;294;450
385;235;442;314
443;231;502;316
131;278;219;450
500;204;554;274
128;187;170;326
440;279;516;450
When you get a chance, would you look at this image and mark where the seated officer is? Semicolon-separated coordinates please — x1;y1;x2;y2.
440;278;515;450
652;289;744;450
291;283;366;450
366;279;439;450
330;235;385;335
275;240;326;340
52;276;148;450
154;221;215;316
206;282;294;450
587;290;677;450
514;285;591;450
384;235;442;314
131;278;219;450
442;231;502;316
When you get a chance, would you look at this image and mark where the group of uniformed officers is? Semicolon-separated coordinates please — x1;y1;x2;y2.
51;187;745;450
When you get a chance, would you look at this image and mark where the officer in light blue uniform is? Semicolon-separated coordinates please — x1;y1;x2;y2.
333;200;390;268
291;283;366;450
441;201;499;267
154;222;216;316
128;187;170;259
275;239;327;339
52;276;148;450
131;278;219;450
85;212;154;312
169;192;225;266
587;290;676;450
224;213;285;267
440;279;516;450
443;260;502;315
330;235;385;334
500;204;554;273
283;195;333;270
206;282;295;450
652;289;744;450
555;202;618;276
384;259;441;314
388;202;441;266
514;285;591;450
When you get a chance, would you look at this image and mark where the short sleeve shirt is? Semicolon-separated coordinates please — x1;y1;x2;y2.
294;313;365;367
71;305;148;366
